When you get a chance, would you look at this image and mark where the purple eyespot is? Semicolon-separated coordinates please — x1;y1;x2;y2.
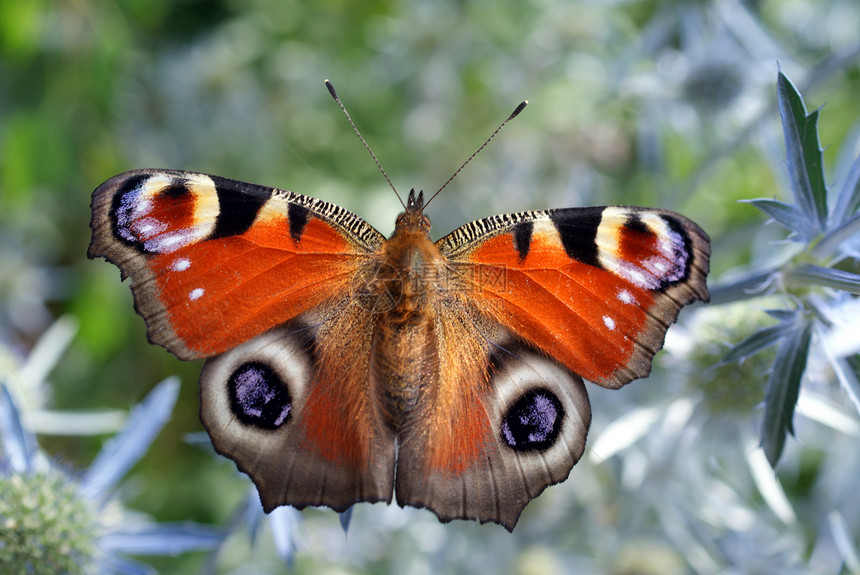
228;362;292;429
500;388;564;451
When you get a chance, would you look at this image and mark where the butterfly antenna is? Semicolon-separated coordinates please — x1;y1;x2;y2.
325;80;405;209
424;100;528;208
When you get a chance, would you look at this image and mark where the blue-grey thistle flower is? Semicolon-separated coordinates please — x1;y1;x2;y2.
0;379;223;574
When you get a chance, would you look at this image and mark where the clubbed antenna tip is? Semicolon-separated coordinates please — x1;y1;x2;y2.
325;79;338;100
509;100;528;120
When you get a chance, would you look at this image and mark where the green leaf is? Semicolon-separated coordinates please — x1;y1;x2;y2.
831;153;860;227
719;321;793;365
777;71;828;234
761;315;812;467
743;198;815;238
787;264;860;294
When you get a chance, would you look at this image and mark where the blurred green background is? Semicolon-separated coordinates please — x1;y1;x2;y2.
2;0;860;573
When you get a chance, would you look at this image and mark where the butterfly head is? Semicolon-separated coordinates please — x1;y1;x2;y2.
394;188;431;235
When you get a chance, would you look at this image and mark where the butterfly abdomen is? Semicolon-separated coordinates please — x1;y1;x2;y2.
371;314;439;428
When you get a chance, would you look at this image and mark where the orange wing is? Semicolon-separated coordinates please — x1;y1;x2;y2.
437;206;710;388
89;169;385;360
91;169;397;511
389;205;708;529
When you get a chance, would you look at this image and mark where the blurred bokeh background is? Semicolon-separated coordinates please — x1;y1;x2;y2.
2;0;860;573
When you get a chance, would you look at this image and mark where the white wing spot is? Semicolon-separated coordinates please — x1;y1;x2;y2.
621;265;651;289
603;316;616;330
617;289;635;304
189;288;205;301
131;217;166;239
171;258;191;271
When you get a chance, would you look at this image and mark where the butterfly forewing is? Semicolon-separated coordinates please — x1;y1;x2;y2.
437;205;710;388
89;169;385;360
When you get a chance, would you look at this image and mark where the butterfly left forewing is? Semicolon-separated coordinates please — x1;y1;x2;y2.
89;169;385;360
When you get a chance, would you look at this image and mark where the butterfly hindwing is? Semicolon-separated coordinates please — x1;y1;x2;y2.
393;311;591;530
89;169;385;360
199;304;397;512
437;205;711;389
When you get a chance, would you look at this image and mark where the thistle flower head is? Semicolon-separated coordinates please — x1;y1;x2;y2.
0;380;223;574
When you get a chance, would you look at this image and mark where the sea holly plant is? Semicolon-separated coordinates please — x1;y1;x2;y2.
0;378;223;574
714;71;860;467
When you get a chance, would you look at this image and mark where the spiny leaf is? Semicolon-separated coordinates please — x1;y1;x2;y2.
339;506;354;534
744;198;815;238
0;383;35;473
777;71;828;234
834;355;860;417
80;377;180;501
787;264;860;294
761;315;813;467
766;309;801;322
719;321;793;365
708;269;776;305
813;212;860;260
100;523;223;554
831;153;860;227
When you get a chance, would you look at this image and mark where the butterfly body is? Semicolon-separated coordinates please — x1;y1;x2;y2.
90;168;710;530
364;189;442;425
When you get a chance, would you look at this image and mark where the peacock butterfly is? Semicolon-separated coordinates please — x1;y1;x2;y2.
88;84;710;531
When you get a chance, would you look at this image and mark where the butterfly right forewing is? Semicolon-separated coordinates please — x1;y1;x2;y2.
437;205;710;389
